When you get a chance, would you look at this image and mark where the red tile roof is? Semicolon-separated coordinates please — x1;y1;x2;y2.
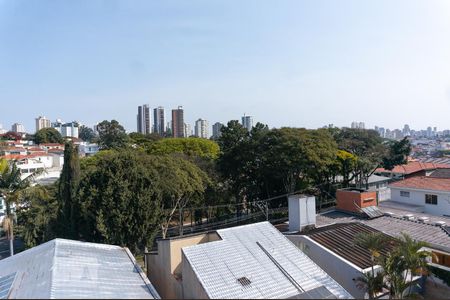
40;143;64;147
389;176;450;192
376;161;449;175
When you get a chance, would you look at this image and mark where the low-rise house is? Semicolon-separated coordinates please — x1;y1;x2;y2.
147;221;352;299
389;176;450;217
79;142;99;157
279;194;450;298
0;239;160;299
375;161;447;180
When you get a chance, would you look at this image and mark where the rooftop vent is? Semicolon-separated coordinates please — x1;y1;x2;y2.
434;221;446;227
417;217;429;223
237;277;251;287
403;214;414;221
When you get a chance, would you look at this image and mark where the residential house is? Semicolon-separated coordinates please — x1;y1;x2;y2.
0;239;160;299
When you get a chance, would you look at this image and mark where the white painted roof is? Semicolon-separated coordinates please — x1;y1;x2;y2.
0;239;160;299
182;222;352;299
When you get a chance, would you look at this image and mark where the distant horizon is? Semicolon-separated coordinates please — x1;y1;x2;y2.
2;1;450;132
1;110;448;135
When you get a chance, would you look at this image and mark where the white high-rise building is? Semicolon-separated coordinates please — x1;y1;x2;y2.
212;122;224;139
241;114;253;132
61;121;79;138
194;119;209;139
184;123;192;137
0;123;6;134
35;116;51;132
11;123;25;133
351;121;365;129
137;104;151;134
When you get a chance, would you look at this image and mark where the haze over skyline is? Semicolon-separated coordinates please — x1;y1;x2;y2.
2;0;450;132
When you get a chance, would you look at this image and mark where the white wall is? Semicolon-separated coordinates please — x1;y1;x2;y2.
287;235;371;299
390;187;450;216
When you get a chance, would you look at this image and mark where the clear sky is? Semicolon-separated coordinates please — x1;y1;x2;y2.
2;0;450;133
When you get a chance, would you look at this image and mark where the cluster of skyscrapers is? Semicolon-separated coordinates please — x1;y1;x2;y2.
136;105;254;139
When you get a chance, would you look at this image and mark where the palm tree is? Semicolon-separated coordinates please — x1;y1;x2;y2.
0;159;38;256
396;233;433;297
379;249;407;299
354;232;389;299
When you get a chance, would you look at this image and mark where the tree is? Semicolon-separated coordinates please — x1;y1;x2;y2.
147;137;220;160
157;155;211;239
0;159;37;256
15;185;57;248
379;250;408;299
335;128;410;189
57;141;80;239
354;232;389;299
382;138;411;171
79;125;96;142
396;233;433;297
1;131;22;141
35;128;64;144
336;150;358;187
97;120;129;150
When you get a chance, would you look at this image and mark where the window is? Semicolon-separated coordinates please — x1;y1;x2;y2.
425;194;438;205
400;191;410;197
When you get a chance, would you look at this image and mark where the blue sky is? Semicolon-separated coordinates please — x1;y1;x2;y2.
2;0;450;133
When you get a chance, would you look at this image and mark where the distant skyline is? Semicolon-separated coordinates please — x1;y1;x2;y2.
2;0;450;132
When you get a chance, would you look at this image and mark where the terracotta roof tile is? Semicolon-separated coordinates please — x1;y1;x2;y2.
376;161;449;175
389;176;450;192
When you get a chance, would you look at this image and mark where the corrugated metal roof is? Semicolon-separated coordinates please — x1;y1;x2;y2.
0;239;160;299
306;223;397;269
182;222;352;299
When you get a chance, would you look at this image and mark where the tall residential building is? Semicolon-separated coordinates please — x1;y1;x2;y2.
402;124;411;137
61;121;79;138
351;121;365;129
35;116;51;132
153;106;165;135
0;123;6;134
137;104;151;134
241;114;253;132
52;119;63;134
194;119;209;139
184;123;192;137
11;123;25;133
212;122;224;139
172;106;185;138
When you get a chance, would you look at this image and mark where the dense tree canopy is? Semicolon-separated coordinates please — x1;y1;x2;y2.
97;120;129;149
34;128;64;144
78;125;96;142
76;150;209;251
147;137;220;160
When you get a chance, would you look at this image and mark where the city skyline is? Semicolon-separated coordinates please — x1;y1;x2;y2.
3;1;450;132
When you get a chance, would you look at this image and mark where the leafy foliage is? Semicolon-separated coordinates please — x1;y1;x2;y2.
34;128;64;144
57;141;80;239
79;125;96;142
96;120;129;150
15;185;57;248
147;137;220;160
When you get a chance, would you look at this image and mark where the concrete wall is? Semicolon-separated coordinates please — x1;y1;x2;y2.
287;235;373;299
147;232;220;299
181;251;210;299
390;187;450;216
